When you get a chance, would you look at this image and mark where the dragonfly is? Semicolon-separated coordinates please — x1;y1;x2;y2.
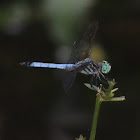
20;22;111;92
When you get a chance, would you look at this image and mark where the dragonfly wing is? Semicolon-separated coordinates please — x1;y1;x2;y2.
63;58;95;92
62;71;77;92
68;21;98;63
63;22;98;91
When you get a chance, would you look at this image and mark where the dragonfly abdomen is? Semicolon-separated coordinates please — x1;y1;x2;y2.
20;62;75;70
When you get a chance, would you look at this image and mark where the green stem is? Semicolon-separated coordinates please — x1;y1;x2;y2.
89;94;102;140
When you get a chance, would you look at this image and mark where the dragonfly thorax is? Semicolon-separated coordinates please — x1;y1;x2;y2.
80;62;99;75
80;59;111;77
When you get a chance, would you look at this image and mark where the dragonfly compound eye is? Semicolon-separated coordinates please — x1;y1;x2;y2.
101;61;111;74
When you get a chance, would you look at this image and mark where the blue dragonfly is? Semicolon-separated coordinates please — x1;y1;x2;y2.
21;22;111;92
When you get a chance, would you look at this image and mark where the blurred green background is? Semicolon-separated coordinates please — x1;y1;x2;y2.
0;0;139;140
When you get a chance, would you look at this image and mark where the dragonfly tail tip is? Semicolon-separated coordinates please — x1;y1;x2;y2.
20;62;31;66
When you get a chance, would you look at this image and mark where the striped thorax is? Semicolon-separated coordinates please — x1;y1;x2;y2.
80;59;111;78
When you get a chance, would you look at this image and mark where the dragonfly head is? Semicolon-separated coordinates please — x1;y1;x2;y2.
101;61;111;74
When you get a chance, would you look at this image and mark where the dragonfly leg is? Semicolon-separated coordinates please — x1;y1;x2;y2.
99;72;106;80
96;74;99;85
90;75;94;88
97;73;101;81
99;72;109;84
90;74;99;88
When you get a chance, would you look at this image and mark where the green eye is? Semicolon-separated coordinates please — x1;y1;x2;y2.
101;61;111;74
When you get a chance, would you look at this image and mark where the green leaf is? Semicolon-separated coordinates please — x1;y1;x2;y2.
84;83;97;91
76;135;86;140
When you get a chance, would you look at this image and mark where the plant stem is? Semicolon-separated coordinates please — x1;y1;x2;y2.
89;94;102;140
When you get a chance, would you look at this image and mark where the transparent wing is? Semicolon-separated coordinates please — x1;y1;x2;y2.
62;71;77;92
63;22;98;92
68;21;98;63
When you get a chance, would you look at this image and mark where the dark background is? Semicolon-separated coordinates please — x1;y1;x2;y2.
0;0;139;140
